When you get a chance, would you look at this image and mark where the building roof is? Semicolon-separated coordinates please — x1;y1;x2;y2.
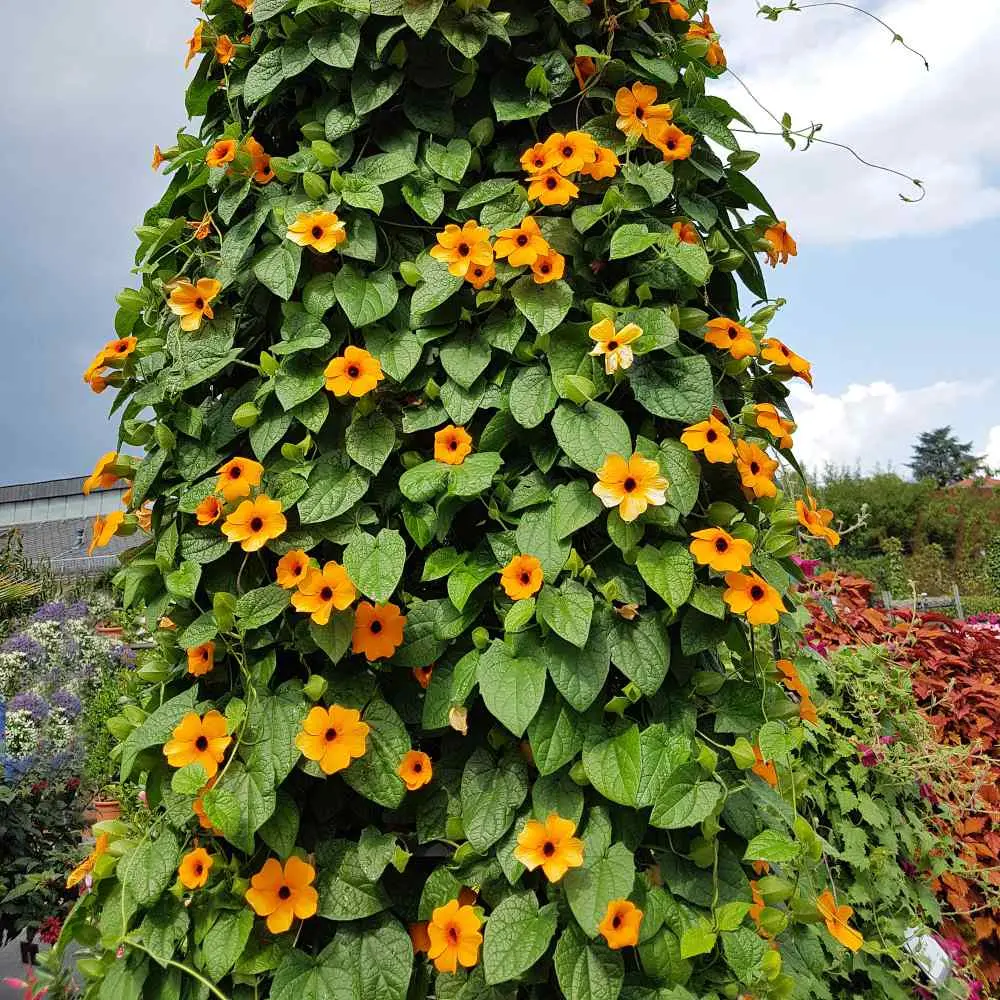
4;517;137;575
0;476;99;504
950;477;1000;489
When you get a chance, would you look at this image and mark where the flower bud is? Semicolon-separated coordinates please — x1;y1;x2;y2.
302;171;328;199
231;402;260;428
471;627;490;650
311;140;338;167
303;674;328;702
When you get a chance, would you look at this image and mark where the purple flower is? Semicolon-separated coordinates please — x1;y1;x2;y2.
32;600;88;623
114;644;136;668
807;638;829;658
899;858;918;877
855;743;880;767
50;689;82;718
1;634;45;660
6;692;49;720
791;554;822;577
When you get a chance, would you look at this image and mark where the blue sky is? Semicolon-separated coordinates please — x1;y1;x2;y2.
0;0;996;486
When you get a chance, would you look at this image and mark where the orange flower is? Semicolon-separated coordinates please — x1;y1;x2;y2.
689;527;753;573
276;550;310;589
88;511;124;555
291;562;357;625
531;247;565;284
135;502;154;533
179;848;214;890
102;337;138;365
246;857;318;934
686;16;726;68
495;216;549;267
615;83;672;140
764;221;797;267
287;210;347;253
168;277;221;332
648;121;694;162
581;146;620;180
184;21;204;68
681;414;737;464
409;922;432;954
88;372;111;394
152;144;165;171
195;495;224;526
295;704;369;775
527;170;579;207
206;138;237;168
232;0;253;9
244;136;275;184
723;573;784;626
67;833;109;888
672;221;699;245
573;55;597;90
83;451;124;495
427;900;483;974
163;710;231;779
544;131;599;176
593;453;668;523
514;813;585;882
761;338;812;386
749;880;766;929
193;777;220;832
398;750;433;791
465;261;495;289
352;602;406;661
429;221;493;278
413;665;434;689
598;899;643;949
816;890;864;952
752;404;795;449
735;441;778;498
704;317;758;360
435;425;473;465
520;141;561;175
666;1;690;20
187;641;215;677
500;554;543;600
752;745;778;787
324;346;384;398
776;659;819;724
796;495;840;547
83;352;111;387
215;34;235;65
216;456;264;502
588;319;642;375
221;495;287;552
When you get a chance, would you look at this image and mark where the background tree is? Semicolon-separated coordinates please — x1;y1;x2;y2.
908;426;982;486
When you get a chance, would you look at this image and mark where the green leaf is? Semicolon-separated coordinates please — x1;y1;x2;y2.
542;617;611;712
609;223;662;260
202;910;254;982
341;175;384;213
658;440;702;515
583;726;641;807
365;326;423;381
532;772;584;826
346;412;396;474
636;542;694;610
427;138;472;182
511;277;573;335
552;481;603;540
440;331;492;389
537;579;594;648
399;460;450;502
119;830;180;907
460;748;529;853
650;764;723;830
679;921;717;960
121;687;198;779
352;66;404;115
610;614;671;697
275;355;325;410
311;613;354;664
553;922;625;1000
449;452;503;497
483;892;559;985
270;944;340;1000
410;255;464;317
564;842;635;936
477;640;547;737
140;897;190;963
253;0;291;19
344;529;407;604
236;585;291;630
516;503;570;580
551;402;632;473
316;839;391;921
354;151;417;185
335;265;398;327
743;830;800;864
528;693;585;776
165;559;201;600
330;915;414;1000
343;699;409;808
662;238;712;285
629;357;714;424
401;176;446;224
457;178;518;210
637;723;693;808
254;243;302;300
510;365;559;429
309;18;362;67
298;455;370;523
260;789;301;858
722;928;768;984
681;106;739;151
244;48;284;102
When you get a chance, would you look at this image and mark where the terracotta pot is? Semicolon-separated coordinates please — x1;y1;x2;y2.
95;624;124;637
90;798;122;823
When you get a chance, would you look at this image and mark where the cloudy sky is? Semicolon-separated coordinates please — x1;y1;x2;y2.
0;0;996;486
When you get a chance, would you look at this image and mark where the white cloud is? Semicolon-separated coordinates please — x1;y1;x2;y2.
713;0;1000;243
786;378;994;474
985;426;1000;470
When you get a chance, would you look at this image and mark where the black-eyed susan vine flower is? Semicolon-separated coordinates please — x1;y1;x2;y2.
672;220;699;244
397;750;433;791
352;602;406;661
167;277;221;332
681;413;737;464
434;425;472;465
648;121;694;162
221;495;286;551
286;210;347;252
494;216;549;267
704;317;758;359
615;83;672;139
500;554;543;600
206;138;237;168
215;456;263;501
178;848;213;890
686;15;726;67
588;319;642;374
82;451;125;495
816;890;864;952
295;704;369;774
526;170;579;207
184;21;204;68
761;337;813;385
689;527;753;573
244;136;274;184
324;346;384;398
88;511;124;555
723;572;785;626
245;857;318;934
291;562;357;625
186;641;215;677
163;710;231;779
735;441;778;498
215;34;235;64
429;221;493;278
545;131;598;175
427;900;483;973
275;549;310;589
514;814;585;882
598;899;644;949
752;403;795;448
67;834;109;889
194;495;224;526
530;247;565;284
593;453;668;522
797;494;841;547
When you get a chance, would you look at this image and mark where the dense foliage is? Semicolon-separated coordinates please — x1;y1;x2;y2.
55;0;953;998
908;428;984;488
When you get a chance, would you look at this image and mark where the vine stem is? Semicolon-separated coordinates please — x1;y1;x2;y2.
124;938;233;1000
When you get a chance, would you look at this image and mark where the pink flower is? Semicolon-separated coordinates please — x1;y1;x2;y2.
934;935;966;964
791;553;821;577
3;969;49;999
38;915;62;944
919;782;940;806
878;735;897;746
967;980;984;1000
856;743;880;767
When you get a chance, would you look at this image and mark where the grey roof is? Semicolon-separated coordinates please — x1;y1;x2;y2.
4;517;140;576
0;476;103;504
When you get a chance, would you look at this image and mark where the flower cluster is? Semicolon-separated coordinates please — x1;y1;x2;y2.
615;83;693;161
521;130;619;208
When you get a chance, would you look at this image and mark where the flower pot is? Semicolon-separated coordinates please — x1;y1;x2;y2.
95;624;124;638
90;798;122;823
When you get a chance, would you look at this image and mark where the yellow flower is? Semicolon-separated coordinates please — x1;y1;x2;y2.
543;130;599;176
581;146;620;180
427;900;483;974
598;899;643;949
291;562;357;625
152;144;165;171
689;527;753;573
215;456;264;502
796;495;840;547
67;834;109;888
465;261;495;289
588;319;642;374
188;211;214;241
530;248;565;284
686;15;726;67
168;277;222;332
500;555;543;600
704;318;758;360
723;572;784;626
163;711;231;779
82;451;125;495
195;495;224;526
276;550;311;590
680;414;736;464
184;21;204;68
593;453;668;523
187;641;215;677
672;220;699;245
101;336;139;366
221;495;287;552
495;216;549;267
434;425;473;465
752;745;778;787
429;221;493;278
352;602;407;661
776;659;820;724
752;403;795;449
324;346;384;398
286;210;347;253
397;750;433;791
88;511;124;555
761;337;812;386
527;170;579;207
245;857;318;934
244;136;275;184
514;813;585;882
206;139;238;168
615;83;672;140
295;704;369;774
215;34;235;65
735;441;778;498
179;848;213;890
817;890;864;952
648;121;694;162
520;142;562;175
764;220;797;266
